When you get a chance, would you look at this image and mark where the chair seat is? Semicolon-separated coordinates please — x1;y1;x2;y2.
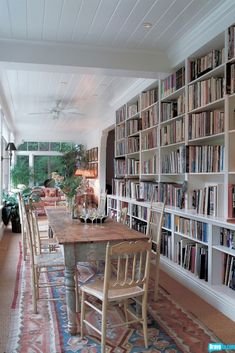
34;252;64;267
81;278;144;301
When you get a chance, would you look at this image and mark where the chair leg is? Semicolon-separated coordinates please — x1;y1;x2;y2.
123;299;128;321
80;291;85;338
142;296;148;348
101;301;107;353
154;254;160;301
32;267;38;314
22;231;27;261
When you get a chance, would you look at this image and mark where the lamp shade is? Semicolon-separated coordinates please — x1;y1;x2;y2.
6;142;17;151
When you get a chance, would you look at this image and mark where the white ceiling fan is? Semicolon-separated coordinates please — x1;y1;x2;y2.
28;101;85;120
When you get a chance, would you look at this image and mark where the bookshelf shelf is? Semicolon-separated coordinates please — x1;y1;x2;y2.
109;24;235;321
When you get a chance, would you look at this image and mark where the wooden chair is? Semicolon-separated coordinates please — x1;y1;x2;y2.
118;206;128;224
98;191;107;214
29;208;61;255
146;201;165;301
80;239;152;353
24;208;65;314
17;192;27;261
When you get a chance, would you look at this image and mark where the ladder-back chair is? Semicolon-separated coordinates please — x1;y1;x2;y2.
80;239;152;353
146;201;165;301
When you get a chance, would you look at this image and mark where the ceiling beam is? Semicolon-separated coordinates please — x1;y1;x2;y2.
0;39;171;79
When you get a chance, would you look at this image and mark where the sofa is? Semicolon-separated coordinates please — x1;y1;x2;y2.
31;187;65;215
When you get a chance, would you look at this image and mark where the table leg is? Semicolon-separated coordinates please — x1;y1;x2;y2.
65;266;78;334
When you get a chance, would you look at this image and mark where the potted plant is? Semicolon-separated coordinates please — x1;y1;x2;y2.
2;191;21;233
2;187;33;233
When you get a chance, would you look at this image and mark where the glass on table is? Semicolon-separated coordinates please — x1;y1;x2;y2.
88;208;97;225
97;208;106;223
80;208;89;223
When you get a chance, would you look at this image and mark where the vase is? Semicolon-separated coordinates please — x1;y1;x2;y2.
66;196;77;219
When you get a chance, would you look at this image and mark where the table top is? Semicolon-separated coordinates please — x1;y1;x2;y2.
45;207;149;244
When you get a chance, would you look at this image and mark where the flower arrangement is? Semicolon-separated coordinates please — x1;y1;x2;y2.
51;172;82;198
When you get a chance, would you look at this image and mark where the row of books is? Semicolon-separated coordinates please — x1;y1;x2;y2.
108;198;117;210
226;62;235;95
228;25;235;60
128;102;139;118
175;216;208;242
190;48;224;81
127;118;141;136
127;136;139;154
161;145;186;174
163;213;172;229
132;205;147;220
220;228;235;249
228;184;235;219
187;145;224;173
191;184;223;217
141;128;158;150
114;159;126;176
160;230;172;259
112;180;186;209
223;254;235;290
127;158;139;175
141;105;159;129
115;140;126;156
131;219;147;234
188;77;224;111
141;155;158;174
161;66;185;98
176;240;208;281
116;105;126;124
160;117;185;146
188;110;224;140
115;124;125;140
141;88;158;109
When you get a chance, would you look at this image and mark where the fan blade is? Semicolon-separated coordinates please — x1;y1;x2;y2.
28;111;51;115
61;108;85;115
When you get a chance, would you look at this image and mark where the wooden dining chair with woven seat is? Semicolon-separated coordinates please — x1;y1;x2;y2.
24;208;66;314
118;206;128;225
146;200;165;301
29;208;61;255
80;239;152;353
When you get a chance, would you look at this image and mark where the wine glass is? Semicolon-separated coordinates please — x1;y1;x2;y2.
81;208;88;223
97;208;105;224
88;208;96;226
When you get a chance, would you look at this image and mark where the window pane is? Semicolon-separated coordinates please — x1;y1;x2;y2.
17;142;28;151
28;142;38;151
34;155;64;186
34;156;49;186
11;156;30;187
50;142;61;151
39;142;49;151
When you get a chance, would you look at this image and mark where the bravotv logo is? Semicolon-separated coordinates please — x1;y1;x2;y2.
208;343;235;352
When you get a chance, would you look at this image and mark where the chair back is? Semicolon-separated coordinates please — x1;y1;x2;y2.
119;207;128;224
99;191;107;214
146;201;165;251
103;240;152;296
29;209;43;255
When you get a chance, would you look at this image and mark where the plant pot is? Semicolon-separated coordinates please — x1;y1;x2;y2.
11;219;21;233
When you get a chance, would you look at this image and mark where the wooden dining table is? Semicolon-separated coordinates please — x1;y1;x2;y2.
45;207;149;334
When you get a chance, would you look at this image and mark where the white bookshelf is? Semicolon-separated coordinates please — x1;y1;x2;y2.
109;24;235;322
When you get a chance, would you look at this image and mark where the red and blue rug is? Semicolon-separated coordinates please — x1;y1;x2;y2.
7;243;220;353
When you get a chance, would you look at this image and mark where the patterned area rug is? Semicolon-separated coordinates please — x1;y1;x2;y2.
6;242;221;353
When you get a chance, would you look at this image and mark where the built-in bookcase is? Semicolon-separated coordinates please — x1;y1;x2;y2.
108;24;235;322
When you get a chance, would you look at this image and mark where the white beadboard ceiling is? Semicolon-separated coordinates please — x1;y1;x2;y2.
0;0;234;144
